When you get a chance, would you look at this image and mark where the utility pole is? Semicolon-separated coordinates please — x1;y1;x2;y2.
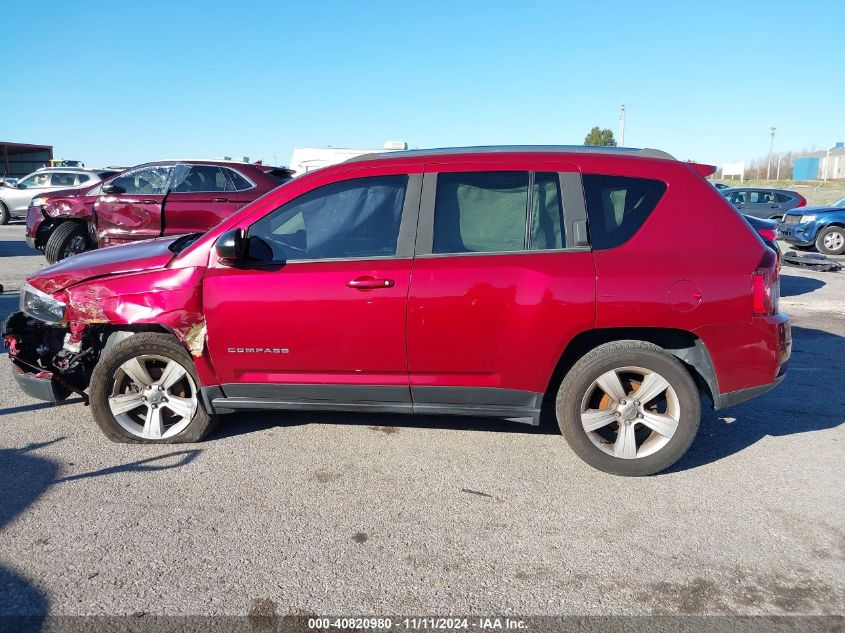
767;126;776;180
619;103;626;146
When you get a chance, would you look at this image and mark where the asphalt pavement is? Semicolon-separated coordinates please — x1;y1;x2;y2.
0;221;842;622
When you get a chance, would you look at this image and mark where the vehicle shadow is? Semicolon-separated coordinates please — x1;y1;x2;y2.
0;398;85;417
211;408;557;441
213;325;843;474
0;240;39;258
668;324;844;473
0;439;201;626
780;274;824;297
0;440;58;626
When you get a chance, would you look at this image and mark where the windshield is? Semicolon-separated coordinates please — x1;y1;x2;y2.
832;197;845;208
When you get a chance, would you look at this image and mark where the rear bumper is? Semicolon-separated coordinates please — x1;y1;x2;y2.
700;314;791;410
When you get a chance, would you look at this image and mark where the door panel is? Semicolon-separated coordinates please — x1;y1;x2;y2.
203;259;412;392
203;170;422;401
407;164;596;401
93;165;172;245
164;165;240;236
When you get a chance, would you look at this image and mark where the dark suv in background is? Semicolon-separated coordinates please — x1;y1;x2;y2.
26;160;294;262
722;187;806;220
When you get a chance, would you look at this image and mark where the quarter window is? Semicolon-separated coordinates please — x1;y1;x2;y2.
433;172;528;253
225;169;254;191
582;174;667;250
247;175;408;262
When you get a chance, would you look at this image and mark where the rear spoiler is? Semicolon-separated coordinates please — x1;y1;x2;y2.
688;163;717;178
254;165;296;180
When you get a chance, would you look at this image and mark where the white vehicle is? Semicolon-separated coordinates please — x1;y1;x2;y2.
0;167;117;224
289;141;407;176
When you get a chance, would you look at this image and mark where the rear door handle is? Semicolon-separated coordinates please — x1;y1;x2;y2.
346;276;395;289
212;197;230;203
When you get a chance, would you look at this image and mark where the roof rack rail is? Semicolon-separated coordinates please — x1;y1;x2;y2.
343;145;677;164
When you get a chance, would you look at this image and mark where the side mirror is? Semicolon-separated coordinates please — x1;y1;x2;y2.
101;183;125;195
216;228;245;265
16;183;27;189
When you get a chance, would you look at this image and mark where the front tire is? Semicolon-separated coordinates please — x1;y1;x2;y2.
556;340;701;476
44;222;91;263
816;226;845;256
89;332;216;444
0;202;9;225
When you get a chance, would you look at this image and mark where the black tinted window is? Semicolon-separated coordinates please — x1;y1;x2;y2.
247;175;407;262
173;165;229;192
530;172;565;250
50;173;76;187
775;193;792;203
582;175;666;250
77;174;90;184
433;172;528;253
226;169;253;191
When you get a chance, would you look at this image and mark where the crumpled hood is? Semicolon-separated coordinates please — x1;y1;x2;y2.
29;237;180;294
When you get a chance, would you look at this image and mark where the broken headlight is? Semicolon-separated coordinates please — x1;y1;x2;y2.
20;283;66;324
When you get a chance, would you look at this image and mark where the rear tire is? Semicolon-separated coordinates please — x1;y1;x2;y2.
556;340;701;476
44;222;90;263
90;332;217;444
816;226;845;256
0;202;9;225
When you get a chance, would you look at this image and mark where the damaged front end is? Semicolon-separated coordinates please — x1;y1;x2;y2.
2;311;101;403
3;265;211;405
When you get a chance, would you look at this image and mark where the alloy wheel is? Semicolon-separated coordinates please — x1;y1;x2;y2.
579;366;680;459
108;354;198;440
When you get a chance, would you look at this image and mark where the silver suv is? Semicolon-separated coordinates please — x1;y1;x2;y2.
0;168;117;224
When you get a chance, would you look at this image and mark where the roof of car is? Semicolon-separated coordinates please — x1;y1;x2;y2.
33;167;105;174
344;145;677;164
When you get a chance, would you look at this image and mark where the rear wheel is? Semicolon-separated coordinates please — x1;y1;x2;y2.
816;226;845;256
44;222;91;263
90;333;217;443
0;202;9;225
556;341;701;476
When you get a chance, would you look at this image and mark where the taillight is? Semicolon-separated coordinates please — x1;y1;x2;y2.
795;195;807;208
757;228;777;243
752;250;779;316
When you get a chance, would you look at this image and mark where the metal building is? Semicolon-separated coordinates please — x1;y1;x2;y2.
1;142;54;179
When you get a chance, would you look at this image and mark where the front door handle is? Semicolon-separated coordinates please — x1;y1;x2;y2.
212;197;230;203
141;199;157;204
346;276;395;289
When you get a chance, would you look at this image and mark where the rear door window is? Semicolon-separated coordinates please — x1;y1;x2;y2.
433;172;528;253
582;174;667;249
172;165;230;192
50;172;77;187
225;169;254;191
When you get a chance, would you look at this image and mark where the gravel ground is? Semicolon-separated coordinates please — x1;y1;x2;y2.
0;221;843;620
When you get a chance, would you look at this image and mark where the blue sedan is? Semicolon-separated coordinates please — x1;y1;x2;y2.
779;197;845;256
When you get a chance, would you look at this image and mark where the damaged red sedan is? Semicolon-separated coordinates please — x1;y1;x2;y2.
3;146;791;475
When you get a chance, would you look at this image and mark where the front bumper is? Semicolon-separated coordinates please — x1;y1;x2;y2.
10;363;69;402
778;219;818;245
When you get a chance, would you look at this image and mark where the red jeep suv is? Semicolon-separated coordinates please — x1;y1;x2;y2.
25;160;293;263
3;147;790;476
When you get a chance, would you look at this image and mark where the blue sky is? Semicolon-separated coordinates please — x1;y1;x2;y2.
2;0;842;169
